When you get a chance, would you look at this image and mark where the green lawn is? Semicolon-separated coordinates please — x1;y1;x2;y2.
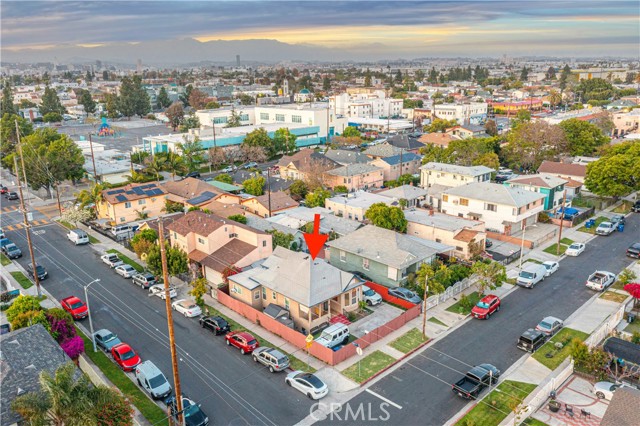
446;292;481;316
204;305;314;373
88;235;100;244
532;328;589;370
455;380;537;426
76;329;168;426
341;350;396;383
543;243;568;255
1;253;11;266
560;238;574;245
524;259;542;264
578;216;608;234
58;220;75;230
389;328;428;354
106;249;144;273
428;316;448;327
624;320;640;335
523;417;550;426
11;271;33;289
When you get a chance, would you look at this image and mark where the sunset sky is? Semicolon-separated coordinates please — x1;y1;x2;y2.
2;1;638;58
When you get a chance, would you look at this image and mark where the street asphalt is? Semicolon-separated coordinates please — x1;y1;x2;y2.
1;204;315;426
317;213;640;426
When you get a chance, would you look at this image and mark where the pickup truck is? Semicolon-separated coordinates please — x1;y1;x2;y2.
586;271;617;291
101;253;124;268
595;221;616;236
452;365;496;399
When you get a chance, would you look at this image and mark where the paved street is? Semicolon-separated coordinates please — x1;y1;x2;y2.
317;213;640;426
1;207;315;426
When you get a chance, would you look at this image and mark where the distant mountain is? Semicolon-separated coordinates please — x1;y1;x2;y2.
1;38;369;65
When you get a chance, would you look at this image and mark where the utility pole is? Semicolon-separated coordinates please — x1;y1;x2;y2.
556;189;567;256
89;134;98;183
267;167;272;218
158;219;183;425
422;276;429;338
13;154;41;297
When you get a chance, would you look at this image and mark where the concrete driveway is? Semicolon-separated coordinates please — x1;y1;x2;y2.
350;302;404;338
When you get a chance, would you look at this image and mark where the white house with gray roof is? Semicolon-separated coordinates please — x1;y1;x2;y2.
327;225;453;287
377;185;428;208
325;191;394;221
420;162;493;190
441;182;546;234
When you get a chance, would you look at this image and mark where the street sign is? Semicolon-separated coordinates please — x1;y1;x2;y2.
27;212;33;222
305;334;314;343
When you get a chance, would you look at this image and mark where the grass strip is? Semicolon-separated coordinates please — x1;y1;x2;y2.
106;249;144;273
76;328;168;425
428;316;448;327
341;350;396;383
389;328;428;354
1;253;11;266
532;328;589;370
455;380;537;426
446;292;480;315
11;271;33;289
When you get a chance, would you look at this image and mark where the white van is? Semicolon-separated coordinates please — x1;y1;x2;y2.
135;361;172;400
315;323;350;349
67;229;90;245
516;263;547;288
110;224;138;237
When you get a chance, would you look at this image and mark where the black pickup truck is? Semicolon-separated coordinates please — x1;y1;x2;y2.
452;365;499;399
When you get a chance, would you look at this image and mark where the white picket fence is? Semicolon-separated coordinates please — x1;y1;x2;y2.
425;276;477;309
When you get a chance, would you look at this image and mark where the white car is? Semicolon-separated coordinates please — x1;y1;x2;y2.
565;242;585;256
220;166;236;173
592;381;625;400
171;299;202;317
114;264;136;278
285;371;328;400
535;316;564;336
149;284;177;300
542;261;559;277
101;253;124;268
362;285;382;306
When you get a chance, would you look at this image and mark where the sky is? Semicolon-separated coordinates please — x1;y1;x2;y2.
1;0;639;62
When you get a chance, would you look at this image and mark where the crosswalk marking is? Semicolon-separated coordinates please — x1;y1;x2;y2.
2;219;50;231
2;206;19;212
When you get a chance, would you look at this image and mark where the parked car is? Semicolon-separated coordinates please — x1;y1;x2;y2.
471;294;501;319
225;331;259;354
586;271;617;291
610;214;625;226
516;329;547;352
111;343;141;371
0;238;12;251
0;227;4;239
67;229;90;245
315;323;349;349
101;253;124;268
541;261;558;277
199;316;230;335
185;171;201;179
592;382;627;400
61;296;89;320
535;316;564;336
132;272;157;289
388;287;421;304
0;185;7;194
93;329;122;352
362;285;382;306
516;263;547;288
4;243;22;259
114;264;137;278
220;166;236;173
452;365;498;399
252;347;290;372
26;263;48;280
171;299;202;317
565;242;586;256
285;371;328;400
595;221;616;236
626;242;640;259
149;284;177;299
485;239;493;248
166;395;209;426
135;361;172;400
632;200;640;213
243;162;258;169
5;192;19;200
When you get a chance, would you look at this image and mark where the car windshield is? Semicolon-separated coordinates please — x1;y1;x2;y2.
303;374;324;389
476;302;490;309
103;333;116;341
520;272;534;279
544;264;553;270
70;302;84;309
149;374;166;388
183;401;201;418
364;289;375;296
218;319;228;327
247;339;257;346
539;321;551;329
120;350;136;360
569;244;580;249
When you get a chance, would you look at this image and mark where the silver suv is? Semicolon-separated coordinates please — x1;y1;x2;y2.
132;272;157;289
252;347;290;372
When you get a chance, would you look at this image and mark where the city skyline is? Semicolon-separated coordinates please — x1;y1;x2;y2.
2;1;638;63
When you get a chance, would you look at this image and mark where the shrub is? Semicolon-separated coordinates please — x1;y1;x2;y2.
60;335;85;359
538;212;551;223
228;214;247;224
10;310;49;331
5;295;43;323
459;294;473;312
47;309;76;343
131;238;153;258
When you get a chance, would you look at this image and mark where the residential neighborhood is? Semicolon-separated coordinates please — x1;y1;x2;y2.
1;2;640;426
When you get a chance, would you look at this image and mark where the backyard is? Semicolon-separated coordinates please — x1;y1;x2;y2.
532;328;589;370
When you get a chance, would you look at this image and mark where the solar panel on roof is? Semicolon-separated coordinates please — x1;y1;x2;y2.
133;187;144;195
153;188;164;195
115;195;128;202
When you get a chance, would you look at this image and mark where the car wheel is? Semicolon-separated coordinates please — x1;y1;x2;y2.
253;356;258;362
596;391;605;399
200;321;205;328
496;305;500;311
366;300;372;306
488;311;492;317
184;311;188;317
226;339;230;346
240;348;245;355
286;379;291;386
137;378;142;386
269;366;274;373
307;393;313;399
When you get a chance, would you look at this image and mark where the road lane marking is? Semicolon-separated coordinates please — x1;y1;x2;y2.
365;389;403;410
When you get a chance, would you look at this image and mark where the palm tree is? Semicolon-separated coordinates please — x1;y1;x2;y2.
164;152;186;181
144;155;166;180
548;89;562;110
124;171;148;183
177;136;205;173
12;362;97;426
75;183;107;219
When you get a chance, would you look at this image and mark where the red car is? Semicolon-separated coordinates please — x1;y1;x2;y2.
111;343;141;371
61;296;89;320
225;331;259;354
471;294;501;319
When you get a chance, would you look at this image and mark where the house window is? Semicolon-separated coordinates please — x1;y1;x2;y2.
173;232;177;239
456;246;463;251
240;114;249;121
344;293;349;305
272;291;276;300
340;251;346;262
229;233;238;238
124;202;132;208
254;291;260;300
262;287;266;299
260;112;269;120
262;240;267;247
138;199;146;205
214;116;228;124
284;298;290;309
363;258;369;270
435;238;442;243
120;217;126;222
351;289;357;305
275;114;285;122
198;237;205;244
484;203;497;212
442;195;448;202
292;115;302;123
453;175;457;180
323;301;329;311
460;198;469;206
458;213;463;217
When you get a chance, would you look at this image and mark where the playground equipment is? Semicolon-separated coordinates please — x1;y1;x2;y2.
97;117;115;137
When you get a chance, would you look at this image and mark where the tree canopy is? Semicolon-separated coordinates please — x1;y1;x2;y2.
365;203;407;233
118;75;151;118
156;86;171;109
559;118;609;156
242;127;274;156
575;78;615;102
40;85;66;116
501;121;567;172
304;188;331;208
78;89;96;114
585;141;640;197
242;175;265;196
165;102;185;131
273;128;297;156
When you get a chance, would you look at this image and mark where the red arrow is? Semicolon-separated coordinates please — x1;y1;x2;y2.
303;214;328;260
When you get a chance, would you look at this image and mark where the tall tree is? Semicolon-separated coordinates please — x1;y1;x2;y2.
156;86;171;109
322;76;331;91
304;188;331;208
179;113;200;132
364;68;372;87
226;106;242;127
143;155;167;180
188;88;208;110
85;70;93;82
78;89;96;114
1;113;33;169
240;145;268;163
273;128;297;155
471;260;507;295
242;127;273;156
177;136;205;172
546;66;556;80
104;93;119;118
164;102;185;131
502;121;568;172
559;64;571;93
519;66;529;81
118;75;150;118
575;78;615;102
40;85;66;116
485;119;498;136
548;89;562;109
365;203;407;233
585;141;640;197
179;84;193;106
242;175;265;196
559;118;609;156
1;80;17;115
163;152;186;180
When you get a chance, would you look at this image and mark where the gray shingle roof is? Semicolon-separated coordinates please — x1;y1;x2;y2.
323;149;370;165
377;185;428;201
444;182;546;207
363;144;404;158
326;163;383;177
230;247;362;306
420;162;494;176
600;386;640;426
327;225;453;269
1;325;76;426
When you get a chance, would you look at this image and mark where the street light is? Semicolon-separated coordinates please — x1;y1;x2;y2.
83;278;101;352
518;224;537;269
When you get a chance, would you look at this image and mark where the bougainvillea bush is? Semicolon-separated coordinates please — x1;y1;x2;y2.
60;335;85;359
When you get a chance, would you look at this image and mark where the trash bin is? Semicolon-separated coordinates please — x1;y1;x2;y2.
618;223;624;232
586;219;596;228
628;313;635;323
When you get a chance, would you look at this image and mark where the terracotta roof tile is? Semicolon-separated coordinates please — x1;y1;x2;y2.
537;161;586;177
166;210;265;237
199;239;256;272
